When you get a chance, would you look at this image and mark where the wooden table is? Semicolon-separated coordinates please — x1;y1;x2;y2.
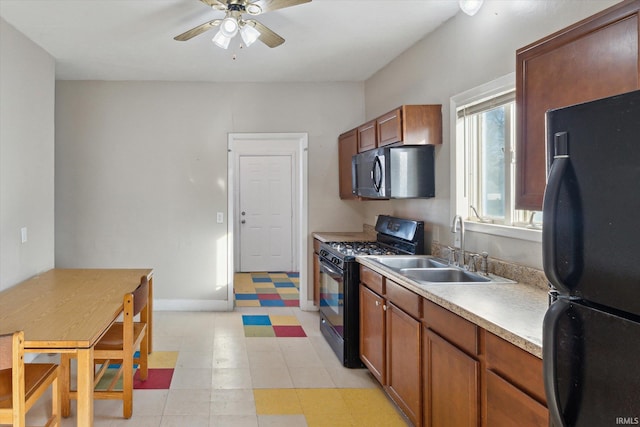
0;268;153;426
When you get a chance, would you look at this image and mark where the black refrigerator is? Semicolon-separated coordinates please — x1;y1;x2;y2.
542;89;640;427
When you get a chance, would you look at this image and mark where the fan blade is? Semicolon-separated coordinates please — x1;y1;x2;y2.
246;19;285;48
199;0;228;10
174;19;222;41
250;0;311;14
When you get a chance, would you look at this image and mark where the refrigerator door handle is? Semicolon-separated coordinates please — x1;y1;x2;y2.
543;300;569;427
543;131;583;290
542;144;568;288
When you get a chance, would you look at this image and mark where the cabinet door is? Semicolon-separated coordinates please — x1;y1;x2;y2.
424;329;479;427
358;120;377;152
484;370;548;427
377;108;402;147
338;129;358;199
386;302;422;427
359;284;385;384
515;1;640;209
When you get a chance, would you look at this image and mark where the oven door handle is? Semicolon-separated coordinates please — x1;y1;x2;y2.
319;260;342;277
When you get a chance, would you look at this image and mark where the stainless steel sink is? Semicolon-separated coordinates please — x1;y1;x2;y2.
400;268;491;283
368;255;449;270
365;255;516;285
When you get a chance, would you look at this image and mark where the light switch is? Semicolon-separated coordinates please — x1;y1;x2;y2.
21;227;27;243
216;212;224;223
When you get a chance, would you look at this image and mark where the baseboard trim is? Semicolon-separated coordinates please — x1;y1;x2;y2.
154;299;232;311
154;298;319;312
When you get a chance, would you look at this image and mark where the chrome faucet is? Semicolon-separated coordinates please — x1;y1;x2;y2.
450;215;465;267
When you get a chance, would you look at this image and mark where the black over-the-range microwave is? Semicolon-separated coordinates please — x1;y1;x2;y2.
351;145;435;199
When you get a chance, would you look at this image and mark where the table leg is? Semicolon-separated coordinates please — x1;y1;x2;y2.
60;353;71;417
76;347;94;426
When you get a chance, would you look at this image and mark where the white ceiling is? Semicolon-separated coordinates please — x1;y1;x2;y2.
0;0;461;82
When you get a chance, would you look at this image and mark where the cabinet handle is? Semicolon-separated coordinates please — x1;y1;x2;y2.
375;301;380;307
383;304;387;311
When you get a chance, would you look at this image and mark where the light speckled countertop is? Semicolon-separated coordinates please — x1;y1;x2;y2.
313;231;375;243
356;256;548;359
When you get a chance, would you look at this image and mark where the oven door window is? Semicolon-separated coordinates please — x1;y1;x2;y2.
319;261;344;333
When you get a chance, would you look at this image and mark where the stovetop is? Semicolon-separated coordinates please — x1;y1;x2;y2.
327;241;403;257
318;216;425;271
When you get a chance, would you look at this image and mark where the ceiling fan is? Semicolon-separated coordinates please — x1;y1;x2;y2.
174;0;311;49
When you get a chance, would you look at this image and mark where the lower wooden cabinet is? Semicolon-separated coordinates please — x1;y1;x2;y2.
483;332;548;427
359;284;386;384
484;370;548;427
357;264;548;427
387;302;422;427
424;329;479;427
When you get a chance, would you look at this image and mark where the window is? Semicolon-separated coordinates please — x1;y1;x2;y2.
452;74;542;241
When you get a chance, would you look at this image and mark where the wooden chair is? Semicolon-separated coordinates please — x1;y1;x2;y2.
0;331;60;427
62;276;149;419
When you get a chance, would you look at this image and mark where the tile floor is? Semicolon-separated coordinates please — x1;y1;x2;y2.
23;273;408;427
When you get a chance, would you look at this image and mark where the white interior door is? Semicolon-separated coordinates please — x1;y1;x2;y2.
239;155;293;272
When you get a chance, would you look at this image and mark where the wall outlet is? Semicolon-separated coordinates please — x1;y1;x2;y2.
216;212;224;224
21;227;28;243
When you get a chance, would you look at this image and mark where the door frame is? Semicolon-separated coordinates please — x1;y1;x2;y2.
227;133;310;310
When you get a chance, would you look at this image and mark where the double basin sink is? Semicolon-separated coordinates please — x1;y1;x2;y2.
366;255;516;286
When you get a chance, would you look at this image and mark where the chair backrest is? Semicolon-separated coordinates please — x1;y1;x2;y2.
132;276;149;317
0;331;26;424
0;332;13;370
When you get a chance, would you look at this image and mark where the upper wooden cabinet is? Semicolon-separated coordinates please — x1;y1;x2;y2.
355;105;442;153
358;120;377;152
515;0;640;210
378;105;442;148
338;128;359;199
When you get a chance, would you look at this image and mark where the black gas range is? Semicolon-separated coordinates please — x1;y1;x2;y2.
318;215;424;367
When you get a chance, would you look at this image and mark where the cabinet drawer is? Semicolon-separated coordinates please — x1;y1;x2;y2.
484;370;548;427
423;299;478;356
360;265;384;295
386;279;421;319
485;332;545;404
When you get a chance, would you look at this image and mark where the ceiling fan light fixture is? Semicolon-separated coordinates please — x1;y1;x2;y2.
212;30;231;49
220;16;239;38
240;23;261;47
246;3;262;15
459;0;483;16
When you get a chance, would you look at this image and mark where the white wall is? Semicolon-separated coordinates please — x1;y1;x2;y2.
0;18;55;290
362;0;619;269
55;81;365;305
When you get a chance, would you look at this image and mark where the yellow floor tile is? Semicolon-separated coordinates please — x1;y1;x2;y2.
269;273;290;279
340;388;406;426
296;389;350;417
147;351;178;369
269;315;299;326
235;300;261;307
254;389;302;415
276;288;299;294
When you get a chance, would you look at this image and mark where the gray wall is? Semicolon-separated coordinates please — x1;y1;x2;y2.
0;18;55;290
362;0;619;269
54;81;365;305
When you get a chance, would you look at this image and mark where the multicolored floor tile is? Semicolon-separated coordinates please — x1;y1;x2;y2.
95;351;178;390
235;272;300;307
242;314;307;337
